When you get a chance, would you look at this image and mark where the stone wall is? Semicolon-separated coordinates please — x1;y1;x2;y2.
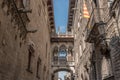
0;0;51;80
100;0;120;80
73;0;93;80
73;0;120;80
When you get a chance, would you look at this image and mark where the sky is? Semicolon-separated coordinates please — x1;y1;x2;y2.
53;0;69;33
59;71;68;80
53;0;69;80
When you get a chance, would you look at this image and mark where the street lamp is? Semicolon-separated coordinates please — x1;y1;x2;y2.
97;21;111;51
98;21;107;36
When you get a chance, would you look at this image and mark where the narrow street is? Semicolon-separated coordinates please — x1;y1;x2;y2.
0;0;120;80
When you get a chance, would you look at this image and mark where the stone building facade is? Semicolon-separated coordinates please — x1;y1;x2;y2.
72;0;93;80
0;0;54;80
72;0;120;80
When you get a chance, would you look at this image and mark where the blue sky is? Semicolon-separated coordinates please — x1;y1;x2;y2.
53;0;69;79
59;71;68;80
53;0;69;33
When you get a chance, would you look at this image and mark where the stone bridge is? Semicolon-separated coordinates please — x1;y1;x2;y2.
50;33;75;80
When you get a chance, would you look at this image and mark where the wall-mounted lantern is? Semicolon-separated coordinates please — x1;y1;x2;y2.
97;21;109;50
98;21;107;37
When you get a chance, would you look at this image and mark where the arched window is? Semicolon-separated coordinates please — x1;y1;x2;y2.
68;46;73;55
67;46;74;61
107;0;114;8
93;0;97;7
36;58;41;79
27;44;35;73
53;46;58;61
59;45;67;57
81;74;84;80
53;46;58;55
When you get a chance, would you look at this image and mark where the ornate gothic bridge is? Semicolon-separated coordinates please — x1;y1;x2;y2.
50;32;75;80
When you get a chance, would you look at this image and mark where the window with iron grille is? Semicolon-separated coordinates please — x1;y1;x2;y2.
36;58;41;79
26;44;35;73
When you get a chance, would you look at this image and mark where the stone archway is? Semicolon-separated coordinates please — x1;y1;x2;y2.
54;68;72;73
51;68;74;80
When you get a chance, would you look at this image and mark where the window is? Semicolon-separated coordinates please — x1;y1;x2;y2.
81;74;84;80
59;50;67;57
36;58;41;78
42;0;45;7
27;44;35;73
38;5;41;16
107;0;114;8
68;46;73;55
58;45;67;64
53;46;58;64
93;0;97;7
43;65;46;80
102;56;113;79
28;50;32;70
59;45;67;58
67;46;73;61
14;0;22;8
101;49;113;79
22;0;30;9
17;0;31;13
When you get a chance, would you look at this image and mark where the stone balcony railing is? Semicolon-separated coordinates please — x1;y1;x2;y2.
52;57;75;67
52;61;75;67
51;32;74;38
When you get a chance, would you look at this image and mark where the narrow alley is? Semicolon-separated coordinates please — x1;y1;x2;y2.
0;0;120;80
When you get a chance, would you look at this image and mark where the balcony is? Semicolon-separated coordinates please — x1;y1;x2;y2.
110;0;119;9
85;8;106;43
52;56;75;67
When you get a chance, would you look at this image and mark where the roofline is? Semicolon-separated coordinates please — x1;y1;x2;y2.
47;0;56;32
67;0;77;32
